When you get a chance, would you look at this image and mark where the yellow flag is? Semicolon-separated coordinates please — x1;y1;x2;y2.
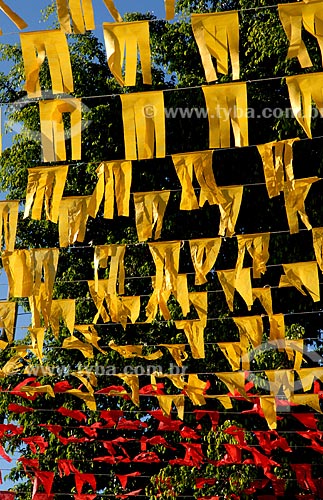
0;302;16;343
58;196;91;247
102;0;122;22
94;244;126;295
279;261;320;302
312;227;323;271
0;200;19;252
87;161;132;219
286;72;323;138
56;0;95;33
103;21;152;86
133;191;170;242
217;268;253;311
192;11;239;81
24;165;68;223
284;177;319;234
62;335;94;358
172;150;225;210
120;91;165;160
257;139;299;197
189;238;222;285
202;82;248;148
39;98;82;162
278;1;323;67
236;233;270;278
0;1;27;32
218;186;243;237
164;0;175;20
20;30;73;97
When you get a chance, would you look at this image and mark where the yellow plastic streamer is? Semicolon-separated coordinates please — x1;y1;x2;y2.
56;0;95;33
39;98;82;162
278;1;323;67
75;324;106;354
159;344;188;367
103;21;152;86
175;319;206;359
218;185;244;237
148;241;181;295
24;165;68;223
156;395;184;420
58;196;91;247
284;177;319;234
133;190;170;242
20;30;73;97
202;82;248;148
0;200;19;252
257;138;299;197
286;72;323;138
87;160;132;219
191;11;239;81
172;150;225;210
106;294;141;329
120;91;165;160
252;287;273;315
49;299;76;339
109;341;162;360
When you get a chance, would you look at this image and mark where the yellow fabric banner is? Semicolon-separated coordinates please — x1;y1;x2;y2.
279;261;320;302
0;200;19;252
257;138;299;197
192;11;239;81
24;165;68;223
217;342;246;371
218;185;243;237
75;324;106;354
278;1;323;67
156;394;184;420
148;241;181;293
107;294;141;329
284;177;319;234
39;98;82;162
202;82;248;148
133;190;170;242
172;150;225;210
88;280;111;323
109;341;162;360
159;344;188;367
58;196;91;247
56;0;95;33
286;72;323;138
175;319;206;359
236;233;270;278
120;91;165;160
103;21;152;86
20;30;73;97
87;160;132;219
49;299;76;339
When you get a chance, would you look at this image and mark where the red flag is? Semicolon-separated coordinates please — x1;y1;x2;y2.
195;478;216;489
57;407;87;422
117;419;148;430
132;452;160;463
292;413;317;430
75;473;96;495
253;431;291;454
39;424;62;437
115;472;141;489
116;490;142;499
22;437;48;454
179;426;200;440
0;445;11;463
140;436;176;451
224;425;247;445
7;403;33;414
32;471;54;496
74;496;97;500
54;381;72;393
291;464;318;494
0;493;15;500
57;459;79;477
194;410;220;430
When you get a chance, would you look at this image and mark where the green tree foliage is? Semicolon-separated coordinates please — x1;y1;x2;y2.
0;1;322;499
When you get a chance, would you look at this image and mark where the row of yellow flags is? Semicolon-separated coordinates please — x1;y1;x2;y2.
3;0;323;82
15;76;323;166
0;140;319;252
